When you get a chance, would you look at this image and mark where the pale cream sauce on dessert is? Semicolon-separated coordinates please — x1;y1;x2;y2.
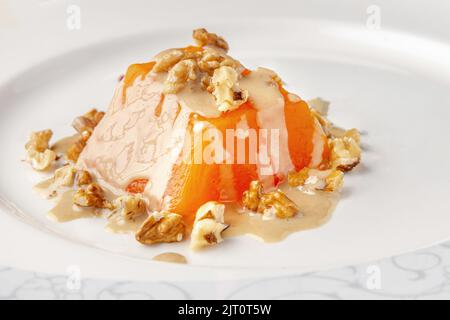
35;174;339;242
224;185;339;242
152;252;187;264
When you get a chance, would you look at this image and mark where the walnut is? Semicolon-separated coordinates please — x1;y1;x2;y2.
135;211;185;245
330;130;361;172
257;190;299;219
192;28;229;52
27;149;57;171
190;201;228;250
113;194;147;221
75;170;92;186
25;129;53;153
164;59;198;94
324;169;345;192
66;130;91;162
211;66;248;112
242;180;263;211
73;183;110;208
53;164;76;187
197;50;223;75
243;181;298;219
25;129;57;171
153;49;185;73
72;109;104;134
288;167;344;192
194;201;225;223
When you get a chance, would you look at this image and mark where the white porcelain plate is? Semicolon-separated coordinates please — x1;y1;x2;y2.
1;0;450;281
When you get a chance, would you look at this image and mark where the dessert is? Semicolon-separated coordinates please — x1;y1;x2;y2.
26;29;362;254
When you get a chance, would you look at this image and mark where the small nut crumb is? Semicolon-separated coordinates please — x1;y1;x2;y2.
135;211;185;245
211;66;248;112
288;167;344;192
193;28;229;52
76;170;92;186
54;164;76;187
190;201;228;250
153;49;185;73
330;129;361;172
28;149;57;171
73;183;110;208
164;59;198;94
113;194;147;221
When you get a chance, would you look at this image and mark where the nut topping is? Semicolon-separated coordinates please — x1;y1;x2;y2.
243;181;299;219
25;129;56;171
330;129;361;172
288;167;344;192
163;59;198;94
135;211;185;245
193;28;229;52
190;201;228;250
242;180;263;212
211;66;248;112
72;109;104;135
113;194;147;221
73;183;110;209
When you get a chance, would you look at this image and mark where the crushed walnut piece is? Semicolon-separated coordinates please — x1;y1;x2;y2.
193;28;229;52
135;211;185;245
288;167;344;192
190;201;228;250
330;129;361;172
73;183;110;209
164;59;198;94
258;190;299;219
211;66;248;112
25;129;53;153
243;181;299;219
67;109;103;162
25;129;57;171
66;130;91;163
54;164;76;187
153;49;185;73
113;194;147;221
72;109;104;135
75;170;92;186
242;180;263;212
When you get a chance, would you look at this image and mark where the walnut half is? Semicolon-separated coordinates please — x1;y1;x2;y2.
135;211;185;245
